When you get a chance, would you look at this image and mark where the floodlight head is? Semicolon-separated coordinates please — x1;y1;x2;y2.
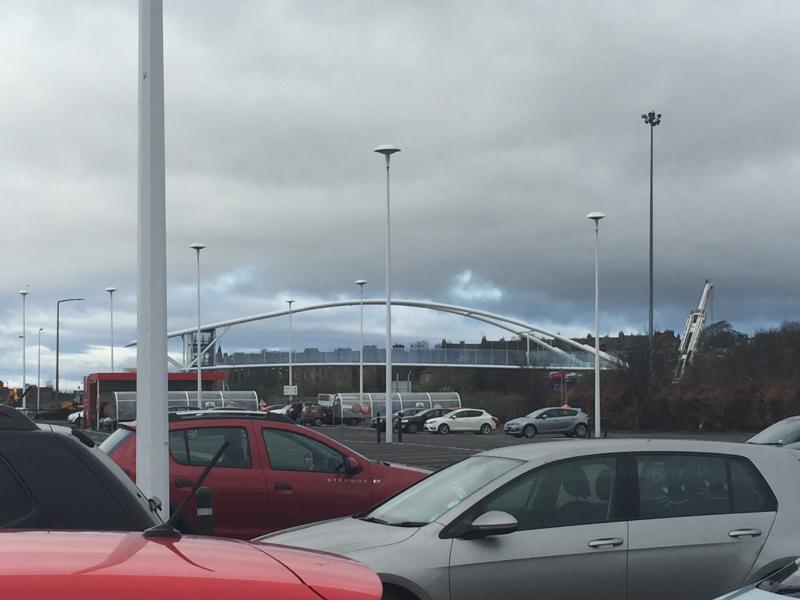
374;144;401;156
354;279;367;287
286;299;295;306
18;290;29;296
105;287;117;293
586;211;607;222
189;243;206;252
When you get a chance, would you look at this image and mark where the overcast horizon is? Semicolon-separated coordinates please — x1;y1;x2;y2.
0;1;798;390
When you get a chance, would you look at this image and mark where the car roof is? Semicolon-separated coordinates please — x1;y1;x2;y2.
479;438;784;463
0;531;378;598
122;410;294;428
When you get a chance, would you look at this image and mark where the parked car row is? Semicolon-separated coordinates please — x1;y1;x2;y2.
9;399;800;600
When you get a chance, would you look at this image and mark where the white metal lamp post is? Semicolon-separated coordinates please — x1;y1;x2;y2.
189;244;206;406
37;328;43;413
19;290;29;408
55;297;84;402
105;287;117;372
354;280;366;410
286;299;295;392
374;144;401;443
587;211;606;438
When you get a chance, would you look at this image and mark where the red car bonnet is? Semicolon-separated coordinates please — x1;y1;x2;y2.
0;531;381;600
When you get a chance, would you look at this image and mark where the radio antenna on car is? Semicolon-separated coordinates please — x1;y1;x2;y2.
144;440;229;539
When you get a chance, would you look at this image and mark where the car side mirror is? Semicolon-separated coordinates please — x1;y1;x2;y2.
462;511;518;540
539;414;547;419
149;496;163;514
345;456;363;476
450;416;457;420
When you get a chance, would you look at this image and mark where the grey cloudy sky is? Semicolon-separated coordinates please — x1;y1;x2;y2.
0;0;798;389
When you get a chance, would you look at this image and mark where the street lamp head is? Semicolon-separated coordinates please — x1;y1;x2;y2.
642;110;662;127
105;287;117;294
189;243;206;252
38;328;44;332
587;211;607;223
354;279;367;287
286;299;294;307
374;144;401;156
18;290;29;297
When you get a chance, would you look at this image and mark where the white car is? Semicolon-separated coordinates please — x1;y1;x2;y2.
67;410;84;427
424;408;496;435
714;557;800;599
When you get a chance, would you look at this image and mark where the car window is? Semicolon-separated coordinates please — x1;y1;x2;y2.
452;411;468;419
729;458;777;513
564;409;578;417
169;427;251;468
463;456;618;531
0;456;34;527
262;429;346;473
541;409;560;418
635;454;776;519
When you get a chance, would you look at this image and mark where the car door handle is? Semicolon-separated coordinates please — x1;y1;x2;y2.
174;478;194;489
729;529;762;538
588;538;624;548
274;482;293;492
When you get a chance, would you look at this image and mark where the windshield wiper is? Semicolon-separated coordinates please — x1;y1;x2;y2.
386;521;427;527
358;516;388;524
751;441;785;446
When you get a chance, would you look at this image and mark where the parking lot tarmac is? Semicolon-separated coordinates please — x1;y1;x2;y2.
73;422;751;472
318;425;751;471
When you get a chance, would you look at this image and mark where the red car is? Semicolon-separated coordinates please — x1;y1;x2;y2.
0;530;381;600
102;410;428;539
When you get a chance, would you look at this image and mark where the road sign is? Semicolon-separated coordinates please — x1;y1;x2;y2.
283;385;298;396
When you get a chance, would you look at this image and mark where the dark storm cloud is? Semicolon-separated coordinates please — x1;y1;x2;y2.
0;0;798;386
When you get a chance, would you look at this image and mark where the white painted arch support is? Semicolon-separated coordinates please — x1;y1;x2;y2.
126;299;625;368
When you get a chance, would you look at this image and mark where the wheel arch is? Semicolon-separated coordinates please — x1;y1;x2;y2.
379;574;430;600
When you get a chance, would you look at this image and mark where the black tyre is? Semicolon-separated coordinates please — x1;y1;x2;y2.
574;423;589;438
407;423;418;434
438;423;450;435
313;417;323;426
522;424;536;439
480;423;492;435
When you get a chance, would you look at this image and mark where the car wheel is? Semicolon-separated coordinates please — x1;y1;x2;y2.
438;423;450;435
574;423;589;438
313;417;323;426
480;423;492;435
522;424;535;438
407;423;418;434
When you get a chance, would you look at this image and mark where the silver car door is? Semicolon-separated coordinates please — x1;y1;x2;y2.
627;453;777;600
448;455;627;600
537;409;558;433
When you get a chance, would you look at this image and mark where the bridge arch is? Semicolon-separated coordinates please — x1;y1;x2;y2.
129;299;624;370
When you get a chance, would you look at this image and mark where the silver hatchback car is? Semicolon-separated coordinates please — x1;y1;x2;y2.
503;406;589;438
260;439;800;600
